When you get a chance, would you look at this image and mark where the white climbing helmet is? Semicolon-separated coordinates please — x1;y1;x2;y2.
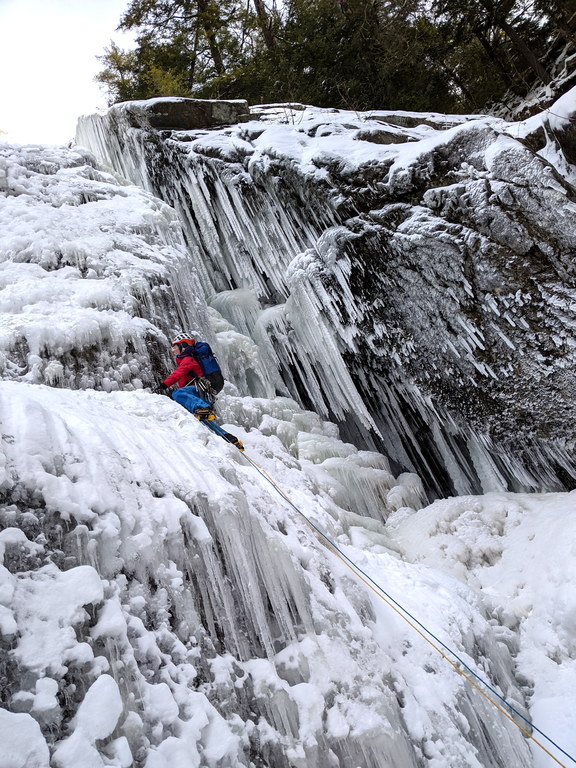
171;332;196;347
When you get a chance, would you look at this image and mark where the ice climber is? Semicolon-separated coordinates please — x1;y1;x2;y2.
154;332;224;419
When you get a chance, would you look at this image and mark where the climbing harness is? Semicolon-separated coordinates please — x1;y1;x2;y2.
215;432;575;768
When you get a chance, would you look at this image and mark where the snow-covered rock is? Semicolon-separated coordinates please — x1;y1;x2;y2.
78;93;576;498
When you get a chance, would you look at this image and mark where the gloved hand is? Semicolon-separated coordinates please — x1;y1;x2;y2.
152;383;169;395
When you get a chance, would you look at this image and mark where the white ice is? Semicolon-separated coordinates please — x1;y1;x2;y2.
1;105;575;768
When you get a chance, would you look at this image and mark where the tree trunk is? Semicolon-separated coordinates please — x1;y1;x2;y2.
253;0;277;49
186;26;200;90
498;17;552;84
474;28;519;90
197;0;226;75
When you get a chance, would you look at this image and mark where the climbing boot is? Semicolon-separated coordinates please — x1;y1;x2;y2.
194;407;216;420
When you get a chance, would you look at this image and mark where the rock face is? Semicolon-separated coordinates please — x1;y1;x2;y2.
111;97;250;131
77;96;576;498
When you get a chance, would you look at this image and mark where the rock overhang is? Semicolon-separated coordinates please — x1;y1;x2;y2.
109;97;251;131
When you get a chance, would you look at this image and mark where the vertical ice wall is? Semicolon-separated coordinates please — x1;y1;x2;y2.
76;107;379;429
77;98;576;498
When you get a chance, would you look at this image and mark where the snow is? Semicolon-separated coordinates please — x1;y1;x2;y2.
0;377;556;766
387;491;576;767
2;97;576;767
0;143;214;393
0;709;50;768
51;676;123;768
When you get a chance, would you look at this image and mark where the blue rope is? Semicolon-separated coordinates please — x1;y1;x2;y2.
242;452;576;767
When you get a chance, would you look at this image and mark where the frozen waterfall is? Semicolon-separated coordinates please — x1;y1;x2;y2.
77;96;576;498
0;112;575;768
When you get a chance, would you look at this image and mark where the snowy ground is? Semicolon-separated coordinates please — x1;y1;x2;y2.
2;379;563;768
388;491;576;767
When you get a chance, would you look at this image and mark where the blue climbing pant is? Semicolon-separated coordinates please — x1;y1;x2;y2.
172;385;212;414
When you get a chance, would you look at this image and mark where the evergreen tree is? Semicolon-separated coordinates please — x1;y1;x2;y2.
202;0;463;111
429;0;553;87
96;0;576;113
96;42;140;104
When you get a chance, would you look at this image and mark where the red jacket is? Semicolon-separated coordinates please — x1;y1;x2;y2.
163;353;203;388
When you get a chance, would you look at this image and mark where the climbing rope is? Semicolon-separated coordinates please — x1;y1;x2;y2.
238;448;575;768
544;108;576;123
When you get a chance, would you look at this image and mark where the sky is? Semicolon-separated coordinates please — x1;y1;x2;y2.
0;0;134;145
